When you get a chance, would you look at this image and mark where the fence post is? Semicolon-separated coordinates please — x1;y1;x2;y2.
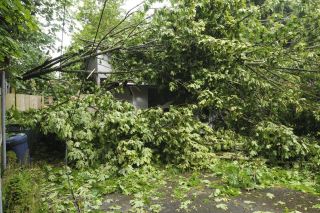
0;70;4;213
1;71;6;171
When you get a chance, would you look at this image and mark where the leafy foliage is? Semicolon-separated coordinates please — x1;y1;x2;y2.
208;159;320;195
5;0;320;211
3;166;43;213
71;0;123;50
249;121;309;163
0;0;77;95
37;159;320;212
0;0;37;63
113;0;320;136
25;93;216;172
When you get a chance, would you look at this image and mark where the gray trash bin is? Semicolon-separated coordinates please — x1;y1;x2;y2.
6;133;29;164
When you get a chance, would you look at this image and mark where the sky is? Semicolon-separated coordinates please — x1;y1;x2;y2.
52;0;141;57
51;0;167;57
122;0;144;11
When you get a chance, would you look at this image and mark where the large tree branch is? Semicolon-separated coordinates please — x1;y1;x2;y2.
22;1;156;80
22;40;160;80
94;1;146;51
22;45;123;80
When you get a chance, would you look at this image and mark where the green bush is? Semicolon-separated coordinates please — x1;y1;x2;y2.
3;167;43;213
212;129;247;152
306;142;320;171
210;159;271;189
248;121;309;163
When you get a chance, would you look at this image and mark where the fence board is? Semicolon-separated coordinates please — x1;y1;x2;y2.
46;96;53;105
29;95;42;109
16;94;30;111
6;94;15;109
6;94;53;111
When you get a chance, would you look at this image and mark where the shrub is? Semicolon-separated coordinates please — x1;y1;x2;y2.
306;141;320;171
248;121;309;163
211;129;247;152
3;167;43;213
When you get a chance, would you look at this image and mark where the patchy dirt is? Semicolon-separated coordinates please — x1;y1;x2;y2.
100;192;133;212
101;174;320;212
232;188;320;213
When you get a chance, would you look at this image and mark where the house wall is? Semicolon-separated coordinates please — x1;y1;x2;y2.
112;88;133;104
112;86;148;109
89;53;149;109
131;86;148;109
87;56;97;73
96;54;112;85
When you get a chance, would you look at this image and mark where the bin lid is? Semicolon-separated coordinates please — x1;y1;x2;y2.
6;133;27;145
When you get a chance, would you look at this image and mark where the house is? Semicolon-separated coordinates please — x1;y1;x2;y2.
88;54;175;109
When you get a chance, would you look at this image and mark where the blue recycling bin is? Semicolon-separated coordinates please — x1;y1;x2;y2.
6;133;29;163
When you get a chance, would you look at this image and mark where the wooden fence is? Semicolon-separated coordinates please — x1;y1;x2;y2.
6;94;53;111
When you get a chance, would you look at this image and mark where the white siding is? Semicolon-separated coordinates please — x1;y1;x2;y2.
96;54;112;85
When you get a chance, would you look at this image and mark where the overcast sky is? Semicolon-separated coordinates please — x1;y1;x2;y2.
51;0;168;57
122;0;144;11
